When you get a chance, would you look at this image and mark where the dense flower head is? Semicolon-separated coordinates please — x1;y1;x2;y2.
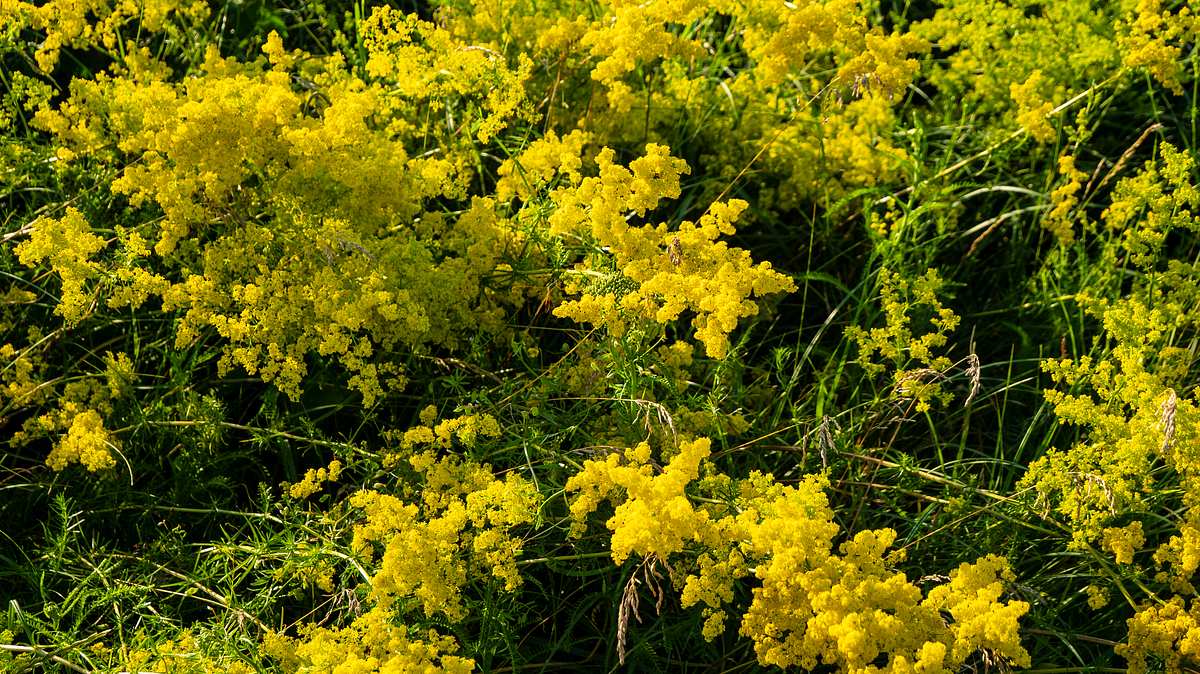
45;408;117;472
265;606;474;674
566;437;1031;671
847;268;961;412
547;145;795;357
1118;596;1200;674
351;449;538;620
15;208;106;324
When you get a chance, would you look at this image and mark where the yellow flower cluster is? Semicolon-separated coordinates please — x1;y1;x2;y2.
1045;154;1087;244
846;268;961;412
566;437;1031;672
9;351;133;472
562;0;926;101
351;452;537;620
1120;0;1200;94
389;406;503;455
14;0;931;415
287;460;344;500
2;0;209;72
566;438;721;560
45;408;117;472
916;0;1199;140
29;26;532;404
438;0;926;209
1022;145;1200;555
1015;141;1200;666
15;208;105;324
1023;296;1181;545
1119;596;1200;674
262;439;539;671
265;606;473;674
542;145;795;358
442;0;927;98
496;129;592;201
93;630;255;674
1103;522;1147;566
0;339;48;410
1154;516;1200;595
1103;142;1200;269
360;7;535;143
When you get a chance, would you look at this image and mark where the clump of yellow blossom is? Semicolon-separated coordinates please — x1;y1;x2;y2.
1119;0;1200;94
1153;515;1200;595
265;606;473;674
288;459;344;499
102;351;136;398
1086;584;1111;610
1012;140;1200;668
548;145;795;358
1022;296;1181;545
914;0;1172;140
1020;138;1200;549
1103;142;1200;269
1045;154;1087;244
1103;521;1146;565
496;129;592;201
3;0;209;72
1010;70;1058;142
389;407;503;455
30;29;530;404
10;357;130;473
566;437;721;561
566;437;1031;672
847;267;961;412
15;207;105;324
451;0;928;211
45;408;117;472
261;423;538;671
360;6;534;143
102;630;255;674
0;341;49;409
1118;596;1200;674
351;452;538;620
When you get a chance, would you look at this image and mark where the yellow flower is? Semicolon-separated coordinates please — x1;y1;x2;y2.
46;408;117;472
15;208;106;324
287;459;344;499
549;145;794;358
567;437;1030;671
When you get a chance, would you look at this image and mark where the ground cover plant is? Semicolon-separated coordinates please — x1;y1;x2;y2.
3;0;1200;671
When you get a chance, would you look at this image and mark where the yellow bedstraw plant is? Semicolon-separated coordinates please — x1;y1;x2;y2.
1044;154;1088;245
847;268;961;413
23;15;536;405
6;348;134;473
519;142;796;358
566;437;1031;672
916;0;1200;141
9;0;1151;670
435;0;928;210
0;0;210;72
15;4;826;416
14;207;106;325
1018;143;1200;670
266;412;538;673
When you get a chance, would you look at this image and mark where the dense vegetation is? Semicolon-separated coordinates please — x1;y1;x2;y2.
3;0;1200;671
